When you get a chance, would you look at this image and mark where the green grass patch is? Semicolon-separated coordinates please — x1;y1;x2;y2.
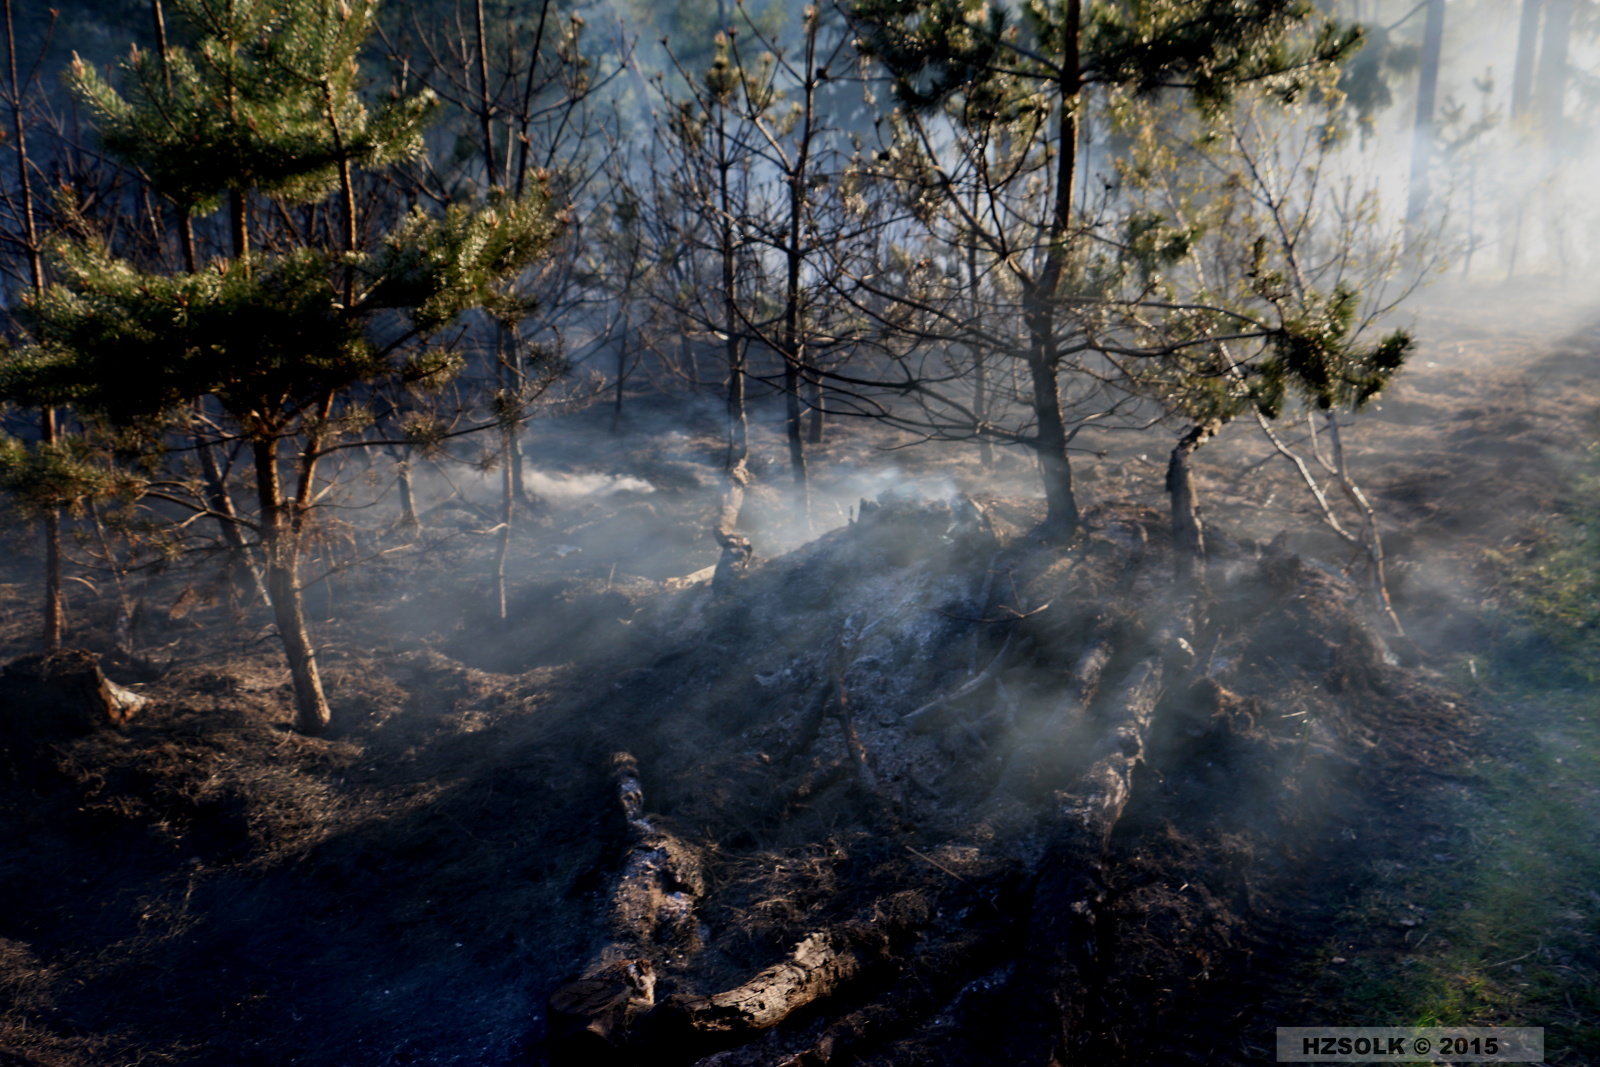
1321;690;1600;1061
1316;436;1600;1061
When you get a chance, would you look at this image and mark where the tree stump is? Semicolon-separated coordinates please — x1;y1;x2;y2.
0;650;148;738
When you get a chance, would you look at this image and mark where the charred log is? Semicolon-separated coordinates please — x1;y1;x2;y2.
642;892;933;1055
1004;610;1191;1066
549;753;706;1061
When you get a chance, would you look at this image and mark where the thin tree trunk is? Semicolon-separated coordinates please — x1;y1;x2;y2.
497;423;513;621
254;436;331;734
968;186;993;470
1535;0;1572;148
805;371;824;444
714;101;751;581
5;0;61;650
1167;420;1220;586
781;23;819;530
1026;0;1081;543
194;403;267;601
973;348;993;469
396;453;420;530
42;427;63;651
473;0;498;187
494;336;516;621
1323;412;1403;636
1405;0;1445;229
229;188;249;264
612;309;628;433
1510;0;1543;121
1029;350;1079;542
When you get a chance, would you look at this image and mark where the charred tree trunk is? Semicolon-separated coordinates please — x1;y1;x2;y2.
784;356;810;527
1028;347;1079;543
5;0;62;650
973;346;994;470
612;310;628;433
41;415;63;653
712;103;753;593
1167;420;1220;587
806;369;825;444
967;184;994;471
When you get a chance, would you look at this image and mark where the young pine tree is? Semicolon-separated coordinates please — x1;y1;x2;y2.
3;0;558;733
848;0;1363;541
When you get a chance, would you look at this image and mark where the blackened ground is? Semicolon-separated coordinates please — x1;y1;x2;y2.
0;278;1596;1066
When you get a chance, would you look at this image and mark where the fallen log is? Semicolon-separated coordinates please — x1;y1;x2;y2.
549;753;706;1062
1002;604;1193;1066
646;891;932;1051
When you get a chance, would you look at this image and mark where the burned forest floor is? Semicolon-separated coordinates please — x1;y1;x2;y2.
3;278;1600;1066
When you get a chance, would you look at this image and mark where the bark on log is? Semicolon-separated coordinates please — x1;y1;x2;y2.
603;753;706;951
768;912;1020;1066
0;650;147;737
667;928;876;1035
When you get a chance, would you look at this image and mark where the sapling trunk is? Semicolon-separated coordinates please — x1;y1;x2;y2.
396;451;420;530
253;437;331;734
1167;421;1220;586
1024;0;1081;543
6;0;63;649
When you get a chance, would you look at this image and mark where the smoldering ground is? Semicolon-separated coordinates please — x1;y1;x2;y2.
3;277;1599;1065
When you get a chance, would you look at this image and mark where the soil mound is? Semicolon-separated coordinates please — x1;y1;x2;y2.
0;493;1471;1067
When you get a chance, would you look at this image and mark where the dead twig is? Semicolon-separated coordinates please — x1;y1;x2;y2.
935;601;1051;624
905;632;1019;727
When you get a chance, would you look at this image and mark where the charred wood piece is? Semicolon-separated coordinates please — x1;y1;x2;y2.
1007;608;1190;1065
904;633;1021;730
646;892;933;1049
0;650;147;737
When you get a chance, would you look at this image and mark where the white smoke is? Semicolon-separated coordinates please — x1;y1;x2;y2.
522;469;655;501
